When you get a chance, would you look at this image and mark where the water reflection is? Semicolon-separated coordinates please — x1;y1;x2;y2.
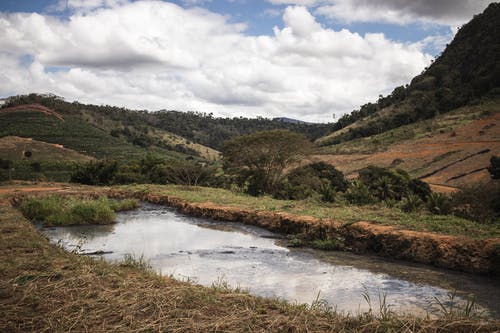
40;204;499;317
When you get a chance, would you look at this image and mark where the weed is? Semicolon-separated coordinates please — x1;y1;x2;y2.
311;238;342;251
433;290;484;319
120;253;152;271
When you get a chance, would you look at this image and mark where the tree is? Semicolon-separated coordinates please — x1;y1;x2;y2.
222;130;312;195
0;158;13;181
151;160;216;186
488;156;500;179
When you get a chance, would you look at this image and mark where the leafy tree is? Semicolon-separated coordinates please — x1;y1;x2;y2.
0;158;13;181
222;130;312;195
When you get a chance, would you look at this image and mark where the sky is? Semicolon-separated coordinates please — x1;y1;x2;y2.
0;0;493;122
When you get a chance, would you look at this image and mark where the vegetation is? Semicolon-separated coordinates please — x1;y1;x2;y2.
18;195;139;226
1;203;497;332
222;130;312;195
449;183;500;224
118;184;500;238
489;155;500;179
317;100;499;154
276;162;347;202
70;156;221;187
2;93;332;154
319;3;500;146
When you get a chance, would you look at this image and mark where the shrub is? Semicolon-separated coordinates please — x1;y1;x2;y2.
399;194;423;213
450;183;500;224
357;166;431;202
345;180;374;205
427;192;452;215
276;162;347;202
70;160;119;185
150;160;218;186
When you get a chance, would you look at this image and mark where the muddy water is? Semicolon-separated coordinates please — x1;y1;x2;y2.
40;204;500;317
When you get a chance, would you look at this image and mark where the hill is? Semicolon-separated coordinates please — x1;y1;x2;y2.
318;3;500;147
1;94;333;157
0;97;217;161
312;3;500;190
314;101;499;190
0;136;94;162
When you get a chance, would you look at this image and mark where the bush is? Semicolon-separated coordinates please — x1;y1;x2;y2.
427;192;452;215
276;162;347;202
450;183;500;224
70;160;118;185
150;160;218;186
345;180;375;205
399;194;423;213
356;166;431;203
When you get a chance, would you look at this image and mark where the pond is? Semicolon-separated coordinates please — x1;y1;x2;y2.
40;204;500;317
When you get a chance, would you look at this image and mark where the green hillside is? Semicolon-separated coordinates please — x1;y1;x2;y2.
2;93;333;152
318;3;500;147
0;109;185;161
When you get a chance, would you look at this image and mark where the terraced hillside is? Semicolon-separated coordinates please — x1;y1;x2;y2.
314;101;500;190
0;103;209;161
0;136;93;162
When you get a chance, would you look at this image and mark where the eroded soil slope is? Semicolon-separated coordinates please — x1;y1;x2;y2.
315;112;500;189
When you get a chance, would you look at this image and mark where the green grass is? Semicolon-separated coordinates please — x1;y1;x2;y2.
0;111;185;161
119;184;500;238
18;195;139;226
311;239;342;250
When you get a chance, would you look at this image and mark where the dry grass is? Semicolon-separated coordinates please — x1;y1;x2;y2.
1;194;499;332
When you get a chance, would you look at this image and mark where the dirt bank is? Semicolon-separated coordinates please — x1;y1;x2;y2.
107;189;500;276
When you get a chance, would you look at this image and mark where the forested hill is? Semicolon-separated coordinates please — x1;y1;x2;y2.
150;111;332;149
318;2;500;146
2;94;333;150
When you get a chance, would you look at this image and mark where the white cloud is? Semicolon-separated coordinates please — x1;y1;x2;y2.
267;0;493;27
0;2;432;122
315;0;492;27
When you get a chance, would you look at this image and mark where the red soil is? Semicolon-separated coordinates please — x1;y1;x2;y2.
315;113;500;191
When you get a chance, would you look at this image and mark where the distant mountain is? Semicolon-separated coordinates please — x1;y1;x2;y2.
272;117;312;125
318;2;500;146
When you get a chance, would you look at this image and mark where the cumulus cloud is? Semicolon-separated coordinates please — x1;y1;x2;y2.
0;2;432;121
